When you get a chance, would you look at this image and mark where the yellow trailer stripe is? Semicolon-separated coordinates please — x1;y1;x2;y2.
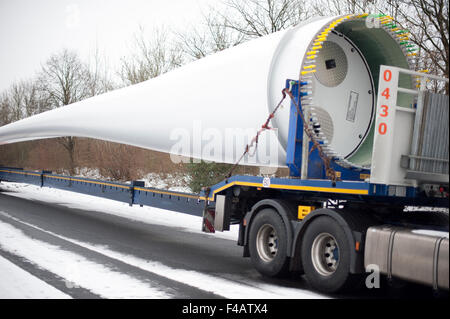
201;181;369;201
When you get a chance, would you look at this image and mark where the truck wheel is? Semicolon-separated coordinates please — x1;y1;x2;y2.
249;208;289;277
301;216;358;293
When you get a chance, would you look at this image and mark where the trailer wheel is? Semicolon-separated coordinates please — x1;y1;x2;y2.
301;216;359;293
249;208;289;277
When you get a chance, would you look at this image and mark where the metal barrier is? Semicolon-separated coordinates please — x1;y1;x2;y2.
409;91;449;180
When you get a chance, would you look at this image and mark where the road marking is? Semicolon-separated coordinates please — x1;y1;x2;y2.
0;211;326;299
0;215;172;299
0;254;71;299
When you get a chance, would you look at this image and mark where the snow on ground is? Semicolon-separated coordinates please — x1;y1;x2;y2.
72;167;192;193
140;172;192;193
0;182;326;299
0;255;71;299
1;211;325;299
0;219;173;299
1;176;447;299
0;182;239;241
74;167;104;180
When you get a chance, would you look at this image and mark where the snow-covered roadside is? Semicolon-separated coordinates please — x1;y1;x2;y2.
0;182;327;299
0;220;173;299
71;168;192;193
1;212;326;299
140;172;191;193
0;182;239;241
0;255;71;299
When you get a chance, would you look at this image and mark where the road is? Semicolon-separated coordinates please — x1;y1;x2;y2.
0;187;444;299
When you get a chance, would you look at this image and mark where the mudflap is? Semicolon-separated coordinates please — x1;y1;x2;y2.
202;206;216;233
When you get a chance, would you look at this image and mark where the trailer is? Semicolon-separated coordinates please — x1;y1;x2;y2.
1;65;448;294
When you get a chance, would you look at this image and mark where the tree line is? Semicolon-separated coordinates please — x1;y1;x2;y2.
0;0;447;190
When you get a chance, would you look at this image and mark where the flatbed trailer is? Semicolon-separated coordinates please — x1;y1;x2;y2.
1;65;449;293
1;165;448;293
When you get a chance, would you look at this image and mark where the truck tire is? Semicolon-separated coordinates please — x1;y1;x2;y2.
249;208;290;277
301;216;359;293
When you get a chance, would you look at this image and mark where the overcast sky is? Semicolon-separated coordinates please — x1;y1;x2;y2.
0;0;221;91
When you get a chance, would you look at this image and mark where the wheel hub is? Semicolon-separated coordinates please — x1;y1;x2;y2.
256;224;278;262
311;232;340;276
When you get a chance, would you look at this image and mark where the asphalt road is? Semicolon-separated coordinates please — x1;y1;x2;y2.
0;190;445;299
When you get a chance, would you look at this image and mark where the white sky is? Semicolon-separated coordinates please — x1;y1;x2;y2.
0;0;220;91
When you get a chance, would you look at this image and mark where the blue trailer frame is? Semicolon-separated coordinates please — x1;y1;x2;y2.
0;167;206;217
1;165;447;215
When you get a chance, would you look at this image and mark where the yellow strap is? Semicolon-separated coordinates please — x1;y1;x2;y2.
301;70;317;75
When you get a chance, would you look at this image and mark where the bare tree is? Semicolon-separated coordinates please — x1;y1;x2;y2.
385;0;449;93
0;79;49;124
177;13;245;60
8;82;26;122
313;0;448;92
214;0;312;39
21;81;40;117
93;140;141;181
38;49;113;174
0;92;11;126
39;49;92;107
38;49;89;174
86;45;116;95
311;0;380;16
119;26;184;85
21;80;51;117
